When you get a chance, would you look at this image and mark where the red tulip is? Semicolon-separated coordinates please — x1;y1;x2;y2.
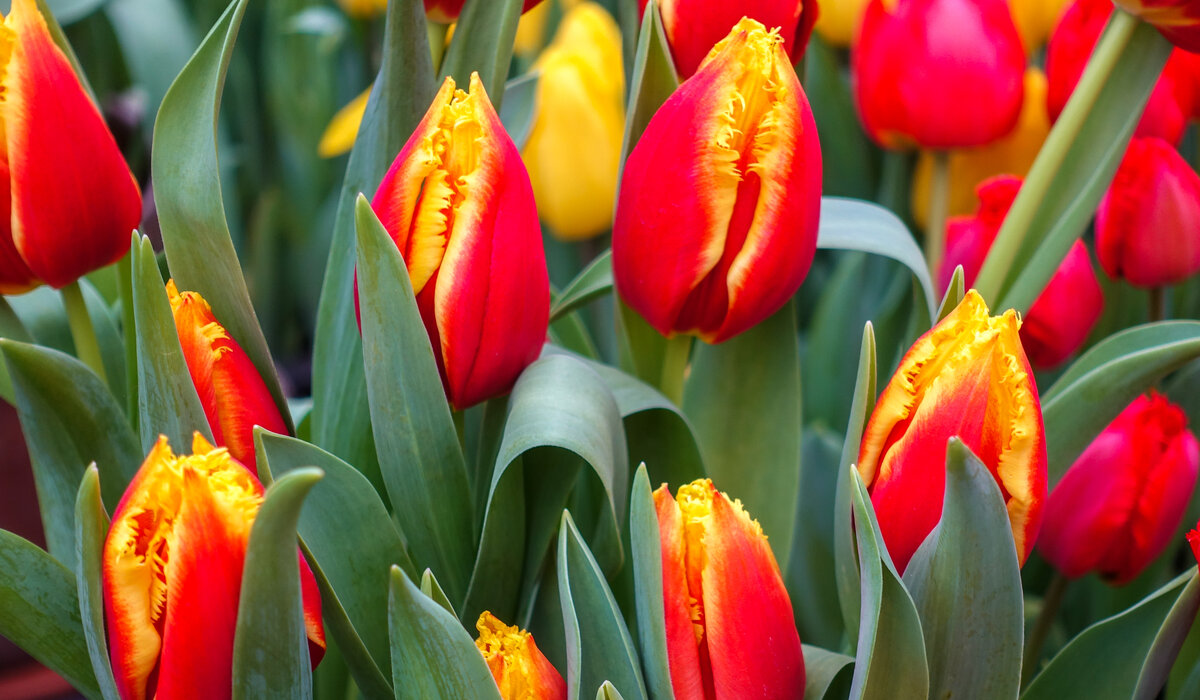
858;290;1048;573
166;280;289;476
1188;525;1200;565
852;0;1026;149
654;479;804;699
1046;0;1197;145
1113;0;1200;53
939;176;1103;368
103;434;325;700
475;612;566;700
424;0;544;23
0;0;141;293
613;18;821;343
1096;136;1200;287
369;73;549;409
1039;393;1199;584
637;0;819;78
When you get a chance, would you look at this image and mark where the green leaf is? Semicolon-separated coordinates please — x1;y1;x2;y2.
440;0;522;102
130;234;212;451
558;512;648;700
550;250;614;323
936;265;965;323
499;71;539;149
683;301;801;569
73;466;119;700
1042;321;1200;487
847;470;929;700
386;565;502;700
421;570;457;618
257;430;414;700
902;440;1022;699
802;645;854;700
152;0;292;431
1023;570;1200;700
619;0;676;169
0;529;100;699
788;428;848;649
355;197;474;605
629;465;672;700
233;468;323;700
597;681;627;700
1;340;140;565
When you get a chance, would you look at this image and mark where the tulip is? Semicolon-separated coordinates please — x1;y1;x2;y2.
613;18;822;343
425;0;544;23
1046;0;1197;145
337;0;387;19
1009;0;1071;50
475;612;566;700
858;290;1048;573
0;0;141;293
319;87;370;158
938;176;1103;368
1189;525;1200;566
654;479;804;698
166;280;289;476
103;434;325;700
1095;136;1200;287
638;0;819;78
815;0;868;47
370;73;548;409
1039;393;1199;584
522;2;625;241
1113;0;1200;53
853;0;1026;150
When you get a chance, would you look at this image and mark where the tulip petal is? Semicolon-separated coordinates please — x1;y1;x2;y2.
0;160;38;293
653;485;707;700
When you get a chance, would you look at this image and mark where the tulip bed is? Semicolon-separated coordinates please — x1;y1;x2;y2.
4;0;1200;699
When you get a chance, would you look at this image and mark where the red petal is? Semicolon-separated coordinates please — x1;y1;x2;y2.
653;485;707;700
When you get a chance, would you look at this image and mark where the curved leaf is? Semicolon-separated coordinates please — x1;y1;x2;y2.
550;250;614;323
620;0;676;169
439;0;522;102
802;645;854;700
74;466;119;700
499;71;539;149
788;428;848;649
629;465;673;700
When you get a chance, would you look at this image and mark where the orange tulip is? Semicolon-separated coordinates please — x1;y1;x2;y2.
858;290;1048;572
103;434;325;700
654;479;804;699
475;612;566;700
0;0;141;293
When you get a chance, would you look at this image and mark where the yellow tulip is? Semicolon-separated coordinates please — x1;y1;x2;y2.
514;0;552;56
815;0;869;47
318;86;370;159
1009;0;1071;51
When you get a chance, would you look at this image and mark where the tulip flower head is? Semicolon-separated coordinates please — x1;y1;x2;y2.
1039;393;1199;585
0;0;142;293
853;0;1026;150
613;18;822;343
425;0;544;23
816;0;869;46
167;280;289;475
475;612;566;700
858;290;1048;573
103;434;325;700
654;479;804;699
370;73;549;409
1112;0;1200;53
1096;136;1200;288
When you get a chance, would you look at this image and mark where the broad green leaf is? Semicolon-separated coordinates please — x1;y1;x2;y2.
499;71;539;148
387;565;502;700
421;570;456;617
1023;570;1200;700
788;428;848;649
257;430;414;700
550;250;614;323
1;340;140;565
1042;322;1200;487
0;296;31;402
936;265;965;323
683;301;801;569
0;530;100;699
440;0;522;102
629;465;673;700
233;468;323;700
558;512;648;700
802;645;854;700
619;0;676;169
130;234;212;451
847;471;929;700
74;466;119;700
902;440;1022;699
152;0;292;432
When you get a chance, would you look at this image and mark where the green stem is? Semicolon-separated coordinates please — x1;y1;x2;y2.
926;151;951;277
1022;573;1069;687
973;9;1141;304
1149;286;1167;324
62;280;108;386
659;334;692;407
876;149;912;218
117;252;138;430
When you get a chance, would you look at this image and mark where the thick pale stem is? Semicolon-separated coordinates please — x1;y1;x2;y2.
62;280;108;386
926;151;951;276
1022;573;1069;687
1149;286;1167;324
659;334;692;407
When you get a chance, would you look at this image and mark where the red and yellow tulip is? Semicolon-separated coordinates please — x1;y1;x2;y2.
103;434;325;700
654;479;804;699
0;0;142;293
475;612;566;700
425;0;544;23
858;290;1048;573
613;18;822;343
1113;0;1200;53
370;73;549;409
166;281;288;476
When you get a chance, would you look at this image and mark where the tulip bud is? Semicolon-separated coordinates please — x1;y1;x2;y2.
853;0;1026;150
166;280;289;476
522;2;625;241
858;290;1048;573
0;0;141;293
425;0;544;23
816;0;869;47
1039;393;1199;584
639;0;818;78
613;18;822;343
103;434;325;700
938;176;1103;369
1095;136;1200;288
369;73;549;409
1046;0;1196;145
654;479;804;698
1009;0;1072;51
475;612;566;700
1113;0;1200;53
